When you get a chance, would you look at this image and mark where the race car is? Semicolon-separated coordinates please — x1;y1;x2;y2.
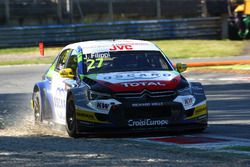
31;39;208;137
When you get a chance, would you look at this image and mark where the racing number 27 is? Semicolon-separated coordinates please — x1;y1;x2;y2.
86;58;104;71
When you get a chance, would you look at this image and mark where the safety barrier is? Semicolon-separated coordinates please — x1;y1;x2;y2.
0;17;222;48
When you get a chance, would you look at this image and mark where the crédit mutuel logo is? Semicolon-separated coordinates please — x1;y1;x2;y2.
128;119;168;127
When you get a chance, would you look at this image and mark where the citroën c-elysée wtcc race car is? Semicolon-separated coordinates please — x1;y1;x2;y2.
31;39;208;137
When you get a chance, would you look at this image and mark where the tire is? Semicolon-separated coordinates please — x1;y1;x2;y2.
33;91;42;125
66;96;79;138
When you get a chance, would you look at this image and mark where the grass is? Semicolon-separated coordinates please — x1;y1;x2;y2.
0;40;248;65
0;47;62;55
0;47;62;65
154;40;247;59
0;57;55;66
224;146;250;152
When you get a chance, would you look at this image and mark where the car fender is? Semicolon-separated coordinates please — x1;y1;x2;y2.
67;85;89;109
32;80;53;121
190;82;207;105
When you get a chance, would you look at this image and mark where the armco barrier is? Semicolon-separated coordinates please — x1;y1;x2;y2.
0;17;222;48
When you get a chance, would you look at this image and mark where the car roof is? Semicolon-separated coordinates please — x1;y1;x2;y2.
63;39;161;54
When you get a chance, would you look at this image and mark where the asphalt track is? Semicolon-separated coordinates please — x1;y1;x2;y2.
0;64;250;166
0;64;250;139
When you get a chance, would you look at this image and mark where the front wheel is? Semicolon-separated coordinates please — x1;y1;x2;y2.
66;96;79;138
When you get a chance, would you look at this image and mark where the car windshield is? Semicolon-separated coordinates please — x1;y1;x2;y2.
84;51;173;74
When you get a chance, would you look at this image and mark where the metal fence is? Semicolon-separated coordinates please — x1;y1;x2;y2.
1;0;208;26
0;17;222;48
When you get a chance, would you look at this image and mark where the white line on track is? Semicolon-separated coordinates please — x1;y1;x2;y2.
209;120;250;125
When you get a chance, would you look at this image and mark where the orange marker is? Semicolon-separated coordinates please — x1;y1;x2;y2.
39;41;44;56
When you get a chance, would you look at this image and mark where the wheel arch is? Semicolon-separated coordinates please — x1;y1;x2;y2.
65;89;80;138
190;82;207;106
32;81;52;121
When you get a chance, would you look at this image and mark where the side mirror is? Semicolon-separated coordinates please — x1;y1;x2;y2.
176;63;187;73
59;68;74;79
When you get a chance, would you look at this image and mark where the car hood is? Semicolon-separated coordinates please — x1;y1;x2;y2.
85;71;185;93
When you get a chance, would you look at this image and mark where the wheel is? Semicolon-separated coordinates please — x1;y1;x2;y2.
33;91;42;125
66;96;79;138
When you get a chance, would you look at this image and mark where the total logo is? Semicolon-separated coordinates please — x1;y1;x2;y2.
128;119;168;127
122;81;166;87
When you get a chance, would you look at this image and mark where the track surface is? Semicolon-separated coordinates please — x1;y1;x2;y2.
184;71;250;139
0;65;250;166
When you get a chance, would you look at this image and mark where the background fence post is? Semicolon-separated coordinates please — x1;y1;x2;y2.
221;14;229;39
108;0;114;21
66;0;73;23
201;0;208;17
156;0;161;19
57;0;63;23
5;0;10;24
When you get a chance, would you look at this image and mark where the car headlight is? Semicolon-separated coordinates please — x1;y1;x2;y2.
177;86;192;95
88;90;111;100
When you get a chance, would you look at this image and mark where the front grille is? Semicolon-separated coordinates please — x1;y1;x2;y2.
124;105;182;119
114;89;176;99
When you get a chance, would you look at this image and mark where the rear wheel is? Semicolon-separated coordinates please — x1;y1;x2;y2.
66;96;79;138
33;91;42;125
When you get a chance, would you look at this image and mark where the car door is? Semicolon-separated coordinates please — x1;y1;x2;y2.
50;49;73;125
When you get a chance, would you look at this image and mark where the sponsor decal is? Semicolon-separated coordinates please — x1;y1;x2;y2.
132;102;165;107
174;95;195;110
88;99;121;114
54;88;66;109
83;52;111;71
109;44;133;51
96;102;110;110
122;81;166;87
86;58;104;71
185;103;207;120
184;97;193;106
96;72;181;92
103;72;171;81
77;112;95;121
195;105;207;114
84;52;110;59
128;119;168;127
76;109;109;123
